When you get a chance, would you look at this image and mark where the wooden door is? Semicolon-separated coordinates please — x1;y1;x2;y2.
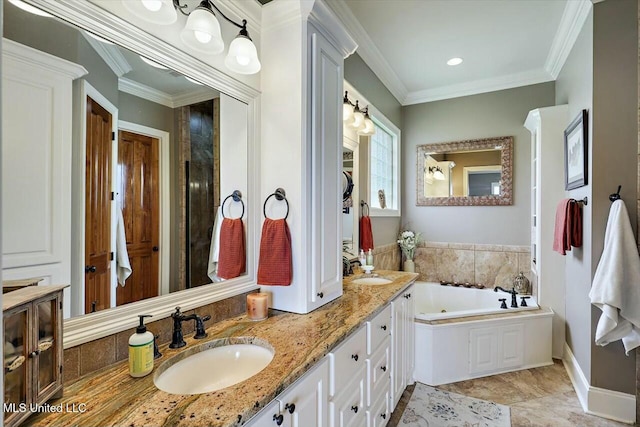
85;96;112;314
117;130;160;306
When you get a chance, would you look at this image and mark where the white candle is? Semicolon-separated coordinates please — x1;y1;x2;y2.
247;292;269;321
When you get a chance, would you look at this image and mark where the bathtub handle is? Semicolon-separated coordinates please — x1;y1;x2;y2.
380;325;387;331
351;354;359;362
499;298;508;309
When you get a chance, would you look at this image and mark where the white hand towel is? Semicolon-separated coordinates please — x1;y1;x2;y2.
116;207;132;286
589;199;640;354
207;207;224;282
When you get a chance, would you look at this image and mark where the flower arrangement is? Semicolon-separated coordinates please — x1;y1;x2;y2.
397;230;421;261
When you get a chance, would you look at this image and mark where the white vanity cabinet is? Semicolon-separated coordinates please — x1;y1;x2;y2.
390;286;415;407
524;105;568;359
366;306;392;427
246;358;329;427
260;0;357;314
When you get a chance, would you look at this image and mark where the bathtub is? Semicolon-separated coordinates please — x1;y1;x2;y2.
414;281;540;321
412;281;553;386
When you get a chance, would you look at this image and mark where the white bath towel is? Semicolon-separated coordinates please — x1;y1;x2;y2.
589;200;640;354
207;207;224;282
116;206;132;286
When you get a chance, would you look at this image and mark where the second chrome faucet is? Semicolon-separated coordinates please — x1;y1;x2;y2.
169;307;211;349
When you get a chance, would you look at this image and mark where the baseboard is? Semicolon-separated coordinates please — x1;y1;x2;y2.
563;343;636;424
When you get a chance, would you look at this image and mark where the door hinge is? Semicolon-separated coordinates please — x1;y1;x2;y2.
60;365;63;374
110;252;114;261
111;191;115;201
59;301;63;310
112;131;116;141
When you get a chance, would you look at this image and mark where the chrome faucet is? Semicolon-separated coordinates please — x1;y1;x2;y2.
169;307;211;348
494;286;518;308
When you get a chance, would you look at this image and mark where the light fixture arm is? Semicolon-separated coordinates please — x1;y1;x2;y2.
173;0;248;32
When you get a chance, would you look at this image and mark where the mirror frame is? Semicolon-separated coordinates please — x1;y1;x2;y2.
416;136;513;206
23;0;261;348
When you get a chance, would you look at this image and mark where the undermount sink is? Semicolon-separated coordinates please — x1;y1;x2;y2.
153;339;274;395
352;277;393;285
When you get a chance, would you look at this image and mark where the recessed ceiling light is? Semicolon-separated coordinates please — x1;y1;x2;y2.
447;57;463;66
140;56;168;70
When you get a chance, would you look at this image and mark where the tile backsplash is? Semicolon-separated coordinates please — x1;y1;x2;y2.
372;242;402;271
414;241;532;290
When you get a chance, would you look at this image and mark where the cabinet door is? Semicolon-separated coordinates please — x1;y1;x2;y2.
308;26;344;308
390;298;405;407
279;358;329;427
34;292;62;402
4;306;32;423
404;287;415;386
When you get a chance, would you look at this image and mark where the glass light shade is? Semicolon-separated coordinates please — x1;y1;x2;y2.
181;8;224;54
359;117;375;136
343;103;354;122
8;0;52;17
121;0;177;25
351;110;365;129
225;35;261;75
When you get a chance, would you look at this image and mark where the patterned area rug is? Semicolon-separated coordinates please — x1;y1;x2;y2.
400;382;511;427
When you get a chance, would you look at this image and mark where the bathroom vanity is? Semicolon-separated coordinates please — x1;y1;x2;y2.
27;272;417;427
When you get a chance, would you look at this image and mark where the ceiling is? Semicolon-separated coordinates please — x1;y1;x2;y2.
329;0;592;105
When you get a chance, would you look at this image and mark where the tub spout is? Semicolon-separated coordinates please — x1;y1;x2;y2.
494;286;518;308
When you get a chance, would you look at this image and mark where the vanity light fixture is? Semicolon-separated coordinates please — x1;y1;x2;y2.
121;0;261;75
429;166;446;180
342;91;376;136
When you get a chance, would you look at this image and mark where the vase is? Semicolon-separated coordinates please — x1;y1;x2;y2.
403;259;415;273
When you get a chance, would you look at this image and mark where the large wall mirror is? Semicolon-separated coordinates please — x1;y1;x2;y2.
416;136;513;206
2;0;259;347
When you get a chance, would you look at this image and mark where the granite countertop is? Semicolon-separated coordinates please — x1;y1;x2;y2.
30;270;418;427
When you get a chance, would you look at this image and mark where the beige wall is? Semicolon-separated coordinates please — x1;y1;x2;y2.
402;82;555;246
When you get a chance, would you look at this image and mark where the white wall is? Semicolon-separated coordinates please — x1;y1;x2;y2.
402;82;556;245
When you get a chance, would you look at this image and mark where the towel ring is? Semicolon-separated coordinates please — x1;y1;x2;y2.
221;190;244;219
609;185;622;202
360;200;370;216
263;188;289;220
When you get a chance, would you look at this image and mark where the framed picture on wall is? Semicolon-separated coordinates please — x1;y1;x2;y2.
564;109;588;190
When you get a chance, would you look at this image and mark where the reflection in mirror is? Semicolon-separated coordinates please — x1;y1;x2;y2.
416;136;513;206
342;134;359;259
2;2;248;320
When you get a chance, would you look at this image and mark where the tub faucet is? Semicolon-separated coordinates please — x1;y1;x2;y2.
494;286;518;308
169;307;210;348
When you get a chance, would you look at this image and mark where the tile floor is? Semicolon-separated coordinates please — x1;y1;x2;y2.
388;360;632;427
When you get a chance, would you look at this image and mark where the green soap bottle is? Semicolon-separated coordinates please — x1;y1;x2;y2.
129;314;154;377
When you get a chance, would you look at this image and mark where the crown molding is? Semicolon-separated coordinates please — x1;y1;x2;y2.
81;32;132;77
3;38;88;80
118;77;219;108
309;0;358;58
545;0;592;78
326;0;408;104
404;69;554;105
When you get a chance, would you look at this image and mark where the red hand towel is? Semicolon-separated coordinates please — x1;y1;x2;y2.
217;218;246;279
553;199;571;255
568;200;583;248
360;215;374;252
258;218;292;286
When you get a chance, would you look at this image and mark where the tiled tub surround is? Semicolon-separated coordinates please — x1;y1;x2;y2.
30;271;418;427
62;292;251;385
372;242;402;271
414;241;534;291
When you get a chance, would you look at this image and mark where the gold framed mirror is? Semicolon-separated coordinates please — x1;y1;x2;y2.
416;136;513;206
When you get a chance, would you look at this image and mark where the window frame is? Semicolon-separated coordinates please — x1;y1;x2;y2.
366;106;401;217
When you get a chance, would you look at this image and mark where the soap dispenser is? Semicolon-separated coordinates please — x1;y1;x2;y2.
129;314;154;378
366;249;374;266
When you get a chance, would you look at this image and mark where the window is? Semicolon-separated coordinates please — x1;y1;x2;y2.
368;110;400;216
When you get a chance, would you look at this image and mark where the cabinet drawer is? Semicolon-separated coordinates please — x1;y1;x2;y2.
330;364;366;427
366;389;389;427
366;344;390;407
366;305;391;355
329;325;366;396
